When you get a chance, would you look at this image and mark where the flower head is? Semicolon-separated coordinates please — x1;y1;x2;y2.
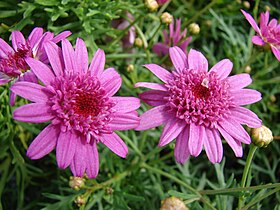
11;38;140;178
0;27;71;105
152;19;192;57
157;0;169;5
241;10;280;61
135;46;262;164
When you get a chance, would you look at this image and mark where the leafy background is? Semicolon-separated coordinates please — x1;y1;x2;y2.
0;0;279;209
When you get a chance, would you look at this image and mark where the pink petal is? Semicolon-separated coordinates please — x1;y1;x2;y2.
218;118;251;144
227;74;252;91
100;132;128;158
143;64;173;83
217;126;243;157
188;49;208;73
56;131;77;169
252;36;266;46
13;103;53;123
111;96;140;113
0;38;14;57
169;46;188;72
188;123;205;157
28;27;43;49
158;118;185;147
231;89;262;105
62;39;77;73
204;128;223;163
139;90;168;106
27;124;59;159
134;82;168;91
10;81;48;103
9;91;16;106
20;71;37;83
51;31;72;43
152;43;169;56
70;136;87;177
271;46;280;62
25;57;55;86
230;107;262;128
44;41;64;76
174;126;190;164
260;11;269;31
109;111;139;130
85;141;99;178
89;49;105;78
75;38;88;73
136;105;167;130
241;9;261;34
100;68;121;97
11;31;26;51
209;59;233;79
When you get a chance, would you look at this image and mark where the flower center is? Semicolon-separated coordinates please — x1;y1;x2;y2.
47;72;115;138
166;69;234;128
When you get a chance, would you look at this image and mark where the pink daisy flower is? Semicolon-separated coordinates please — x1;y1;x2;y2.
152;19;192;57
135;46;262;164
11;38;140;178
0;27;71;105
157;0;169;5
241;9;280;61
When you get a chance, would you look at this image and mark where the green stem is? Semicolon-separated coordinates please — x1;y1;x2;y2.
237;144;258;210
147;23;162;49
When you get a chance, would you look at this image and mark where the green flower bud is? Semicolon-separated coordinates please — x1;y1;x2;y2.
160;197;189;210
251;125;273;148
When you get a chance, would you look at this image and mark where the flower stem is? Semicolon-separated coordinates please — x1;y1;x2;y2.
237;144;258;209
147;23;162;50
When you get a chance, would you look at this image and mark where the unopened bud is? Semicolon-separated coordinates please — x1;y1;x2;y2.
204;20;212;27
264;5;271;12
69;176;85;190
251;125;273;148
135;37;143;48
270;95;276;103
145;0;159;12
243;1;250;9
126;64;134;73
189;23;200;35
236;0;242;4
105;187;114;195
74;195;86;207
244;65;251;73
160;197;189;210
161;12;173;25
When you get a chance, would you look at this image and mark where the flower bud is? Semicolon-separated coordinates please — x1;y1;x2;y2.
145;0;159;12
69;176;85;190
161;12;173;25
188;23;200;35
251;125;273;148
126;64;135;73
160;197;189;210
243;1;250;9
135;37;143;48
264;5;271;12
105;187;114;195
74;195;86;207
269;95;276;103
244;65;251;73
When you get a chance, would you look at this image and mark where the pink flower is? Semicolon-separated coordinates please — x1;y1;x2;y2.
0;27;71;105
135;46;262;164
152;19;192;56
241;9;280;61
11;38;140;178
157;0;169;5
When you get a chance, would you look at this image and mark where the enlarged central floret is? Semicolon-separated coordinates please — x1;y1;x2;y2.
166;69;234;128
47;72;116;137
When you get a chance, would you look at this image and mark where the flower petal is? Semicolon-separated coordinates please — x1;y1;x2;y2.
10;81;48;103
100;68;121;96
11;31;26;51
28;27;43;49
209;59;233;79
241;9;261;34
169;46;188;72
231;89;262;105
230;107;262;128
188;123;205;157
158;118;186;147
152;43;169;56
204;128;223;163
56;131;78;169
25;57;55;85
109;111;139;130
252;35;266;46
218;118;251;144
139;90;169;106
227;74;252;91
85;141;99;178
27;124;59;159
75;38;88;73
100;132;128;158
70;136;87;177
111;96;140;113
44;41;64;76
188;49;208;73
174;125;190;164
62;39;77;73
134;82;168;91
136;105;167;130
143;64;173;83
271;45;280;62
13;103;53;123
89;49;105;78
51;31;72;43
0;38;14;57
218;126;243;157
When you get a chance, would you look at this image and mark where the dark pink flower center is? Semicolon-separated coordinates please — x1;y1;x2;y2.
166;69;234;128
47;72;115;138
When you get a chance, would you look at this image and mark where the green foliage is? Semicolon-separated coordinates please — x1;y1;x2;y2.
0;0;280;209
